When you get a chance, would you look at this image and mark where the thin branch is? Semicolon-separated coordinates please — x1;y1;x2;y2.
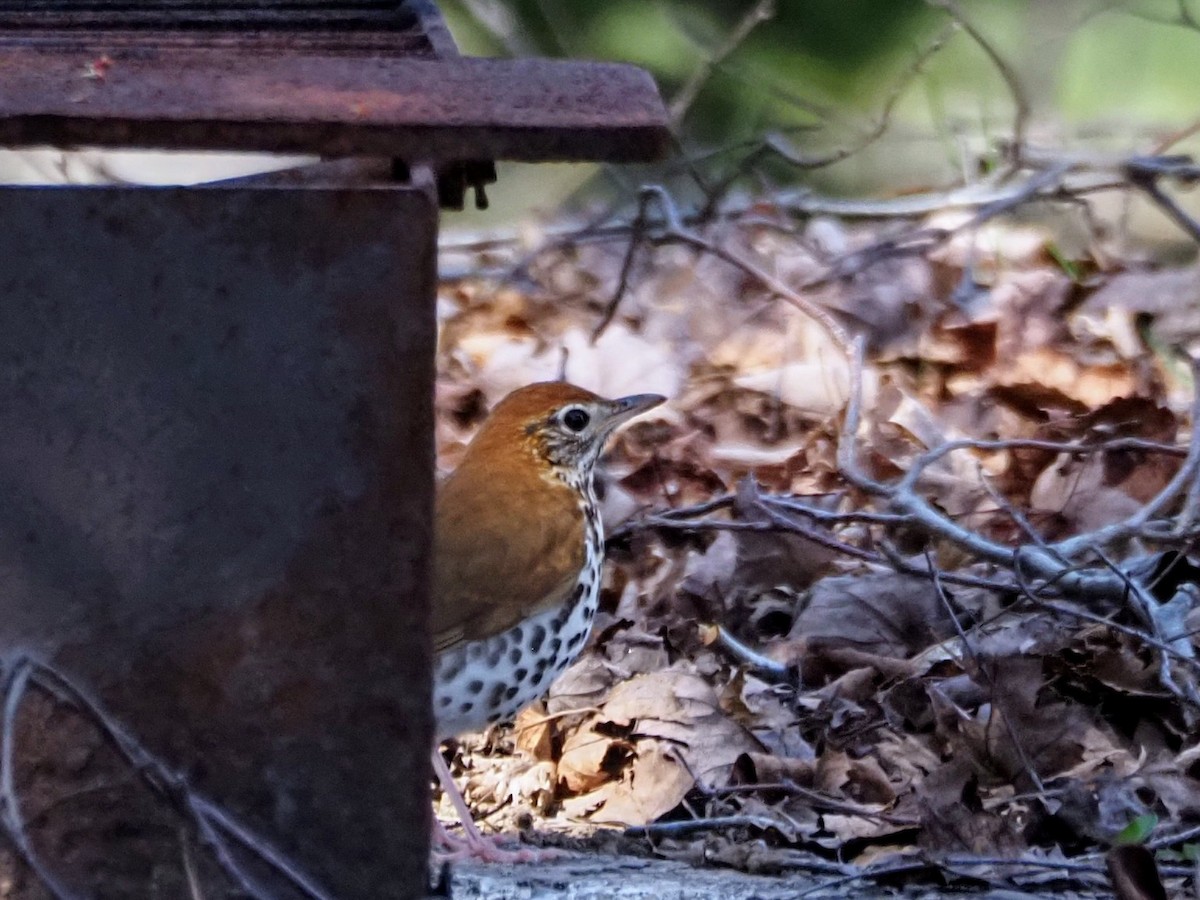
9;658;334;900
898;435;1187;497
1127;155;1200;243
0;660;81;900
926;0;1030;162
1014;578;1200;676
925;553;1046;794
837;336;884;492
841;337;1200;616
696;23;954;218
703;780;919;826
819;326;1200;710
180;830;208;900
442;157;1134;290
604;185;852;351
708;624;791;679
591;192;650;341
1053;355;1200;557
669;0;776;126
625;814;788;838
189;795;333;900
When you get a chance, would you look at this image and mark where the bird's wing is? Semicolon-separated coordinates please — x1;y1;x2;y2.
431;469;586;655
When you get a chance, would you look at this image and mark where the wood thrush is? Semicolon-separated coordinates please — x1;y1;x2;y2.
430;382;664;860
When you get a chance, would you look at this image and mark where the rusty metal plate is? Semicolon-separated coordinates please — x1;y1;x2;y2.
0;50;671;161
0;183;436;898
0;0;423;29
0;0;436;56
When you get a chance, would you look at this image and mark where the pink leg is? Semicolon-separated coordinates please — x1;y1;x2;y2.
430;750;565;863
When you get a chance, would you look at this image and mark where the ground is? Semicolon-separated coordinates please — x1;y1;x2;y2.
433;171;1200;900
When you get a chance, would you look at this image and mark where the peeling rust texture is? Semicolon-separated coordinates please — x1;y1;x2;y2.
0;0;460;59
0;0;671;162
0;49;672;162
0;184;436;898
0;0;426;33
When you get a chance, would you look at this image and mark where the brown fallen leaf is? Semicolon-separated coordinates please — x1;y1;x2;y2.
815;750;896;807
1030;452;1146;536
602;668;761;782
917;758;1025;854
732;751;816;788
579;742;695;826
1000;347;1144;409
564;667;761;825
545;654;617;716
1080;264;1200;353
790;572;956;660
513;704;554;762
559;726;630;794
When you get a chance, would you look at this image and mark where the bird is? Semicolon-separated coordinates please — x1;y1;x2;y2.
429;381;664;861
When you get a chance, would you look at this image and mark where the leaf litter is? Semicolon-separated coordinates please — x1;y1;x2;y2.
433;207;1200;896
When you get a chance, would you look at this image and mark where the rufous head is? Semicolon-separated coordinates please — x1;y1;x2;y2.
466;382;665;475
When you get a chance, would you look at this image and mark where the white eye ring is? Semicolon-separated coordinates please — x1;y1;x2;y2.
561;406;591;433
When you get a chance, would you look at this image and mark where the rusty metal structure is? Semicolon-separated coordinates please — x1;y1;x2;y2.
0;3;669;898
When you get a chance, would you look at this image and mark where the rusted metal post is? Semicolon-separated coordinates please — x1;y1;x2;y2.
0;3;670;896
0;183;438;897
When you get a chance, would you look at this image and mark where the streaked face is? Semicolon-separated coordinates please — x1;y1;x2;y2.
531;394;664;471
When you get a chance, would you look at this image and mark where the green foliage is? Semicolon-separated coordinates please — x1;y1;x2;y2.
1046;243;1083;282
1114;813;1159;846
438;0;1200;206
1157;842;1200;862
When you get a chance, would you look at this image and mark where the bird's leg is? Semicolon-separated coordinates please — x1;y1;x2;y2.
430;749;565;864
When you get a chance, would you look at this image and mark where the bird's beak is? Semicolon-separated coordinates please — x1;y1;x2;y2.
605;393;666;429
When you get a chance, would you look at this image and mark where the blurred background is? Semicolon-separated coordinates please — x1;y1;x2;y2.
434;0;1200;238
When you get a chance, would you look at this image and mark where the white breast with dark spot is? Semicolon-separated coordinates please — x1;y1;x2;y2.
433;478;602;741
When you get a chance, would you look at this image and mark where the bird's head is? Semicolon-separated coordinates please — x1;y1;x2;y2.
467;382;665;478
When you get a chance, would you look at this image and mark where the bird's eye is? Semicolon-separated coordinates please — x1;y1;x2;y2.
562;407;591;432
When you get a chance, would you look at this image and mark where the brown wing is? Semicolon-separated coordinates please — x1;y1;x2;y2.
431;462;585;654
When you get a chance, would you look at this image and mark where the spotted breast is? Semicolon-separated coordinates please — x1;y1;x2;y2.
428;382;663;859
433;456;605;738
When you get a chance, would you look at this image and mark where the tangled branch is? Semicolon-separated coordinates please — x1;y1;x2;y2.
0;656;332;900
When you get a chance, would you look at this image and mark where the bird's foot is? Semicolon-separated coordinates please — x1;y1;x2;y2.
431;748;570;864
432;817;567;864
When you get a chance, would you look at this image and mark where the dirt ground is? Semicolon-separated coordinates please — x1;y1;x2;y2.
442;855;806;900
438;851;1110;900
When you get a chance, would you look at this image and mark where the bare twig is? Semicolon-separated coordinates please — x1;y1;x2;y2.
180;830;208;900
704;780;918;826
824;333;1200;706
925;553;1046;794
625;814;788;838
3;657;334;900
841;337;1200;613
708;624;791;679
1148;821;1200;850
591;188;655;341
444;153;1146;295
837;336;884;492
1054;356;1200;556
595;185;852;351
696;23;954;218
926;0;1030;163
1126;155;1200;243
669;0;776;126
0;659;81;900
1016;588;1200;677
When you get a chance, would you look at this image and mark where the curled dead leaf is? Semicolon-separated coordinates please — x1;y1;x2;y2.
790;572;957;660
